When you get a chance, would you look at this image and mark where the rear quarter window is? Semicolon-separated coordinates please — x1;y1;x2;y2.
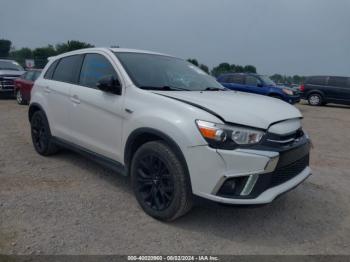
328;77;348;87
44;60;59;79
306;76;327;86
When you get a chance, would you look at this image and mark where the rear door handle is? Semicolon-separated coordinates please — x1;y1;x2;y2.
71;95;80;104
44;86;51;93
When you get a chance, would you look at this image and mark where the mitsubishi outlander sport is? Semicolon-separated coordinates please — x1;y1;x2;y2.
29;48;311;221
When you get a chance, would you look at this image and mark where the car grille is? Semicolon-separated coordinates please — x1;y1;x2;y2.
0;75;17;90
262;129;305;147
270;154;309;187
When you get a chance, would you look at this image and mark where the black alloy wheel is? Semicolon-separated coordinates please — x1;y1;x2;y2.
30;111;58;156
136;154;175;211
131;141;193;221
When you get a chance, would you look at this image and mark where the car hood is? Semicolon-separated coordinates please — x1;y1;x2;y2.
0;70;25;77
273;85;295;91
153;90;302;129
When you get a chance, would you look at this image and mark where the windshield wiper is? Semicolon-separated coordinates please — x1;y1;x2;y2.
139;85;190;91
204;87;227;91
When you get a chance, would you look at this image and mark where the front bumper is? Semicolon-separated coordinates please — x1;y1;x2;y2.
285;95;301;104
185;137;311;205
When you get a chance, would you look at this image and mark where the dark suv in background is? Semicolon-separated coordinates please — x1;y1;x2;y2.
300;76;350;106
0;59;25;97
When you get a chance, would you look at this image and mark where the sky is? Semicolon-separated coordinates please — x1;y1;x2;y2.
1;0;349;76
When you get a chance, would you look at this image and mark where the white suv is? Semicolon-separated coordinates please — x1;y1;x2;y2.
29;48;311;221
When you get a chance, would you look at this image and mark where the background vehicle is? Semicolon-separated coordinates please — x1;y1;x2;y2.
29;48;311;221
0;59;25;97
14;69;42;105
300;76;350;106
217;73;300;104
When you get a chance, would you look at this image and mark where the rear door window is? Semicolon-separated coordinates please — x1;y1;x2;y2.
245;75;259;86
230;75;245;84
220;76;231;83
306;76;327;86
328;77;348;87
52;55;84;84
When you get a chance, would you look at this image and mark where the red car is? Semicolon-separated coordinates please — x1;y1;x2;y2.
14;69;42;105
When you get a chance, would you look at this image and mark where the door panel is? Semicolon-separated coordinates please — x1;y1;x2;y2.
244;75;265;95
326;77;349;102
69;53;124;162
44;55;84;140
44;80;74;141
69;86;124;161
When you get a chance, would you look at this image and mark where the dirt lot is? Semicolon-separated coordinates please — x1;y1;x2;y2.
0;99;349;255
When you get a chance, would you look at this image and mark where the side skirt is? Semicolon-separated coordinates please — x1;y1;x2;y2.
52;137;127;176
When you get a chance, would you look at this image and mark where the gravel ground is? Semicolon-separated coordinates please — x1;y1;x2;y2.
0;99;349;255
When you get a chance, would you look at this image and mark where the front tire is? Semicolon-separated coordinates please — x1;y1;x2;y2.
131;141;193;221
308;93;323;106
30;111;59;156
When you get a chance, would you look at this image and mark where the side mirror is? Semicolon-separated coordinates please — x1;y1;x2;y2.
97;76;122;95
257;83;263;87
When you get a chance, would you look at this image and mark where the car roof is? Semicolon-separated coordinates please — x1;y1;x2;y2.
50;47;175;60
306;75;349;78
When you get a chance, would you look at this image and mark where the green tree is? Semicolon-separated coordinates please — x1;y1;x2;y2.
199;64;209;74
187;58;199;66
270;74;283;84
244;65;257;73
9;47;33;66
211;63;232;77
33;45;57;68
0;39;12;57
292;75;304;84
56;40;94;54
235;65;244;73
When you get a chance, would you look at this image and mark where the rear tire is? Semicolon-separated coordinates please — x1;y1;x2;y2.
308;93;323;106
131;141;193;221
30;111;59;156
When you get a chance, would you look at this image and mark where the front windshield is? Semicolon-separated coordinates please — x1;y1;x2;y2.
259;75;276;86
0;61;24;71
114;52;224;91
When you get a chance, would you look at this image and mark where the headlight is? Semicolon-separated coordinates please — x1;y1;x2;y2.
196;120;265;149
282;88;294;96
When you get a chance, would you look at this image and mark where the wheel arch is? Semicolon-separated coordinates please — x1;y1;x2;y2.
28;103;45;122
306;89;325;99
124;128;190;181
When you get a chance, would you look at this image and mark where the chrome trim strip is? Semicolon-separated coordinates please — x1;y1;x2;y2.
240;174;259;196
264;155;280;173
267;138;295;144
211;176;227;195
